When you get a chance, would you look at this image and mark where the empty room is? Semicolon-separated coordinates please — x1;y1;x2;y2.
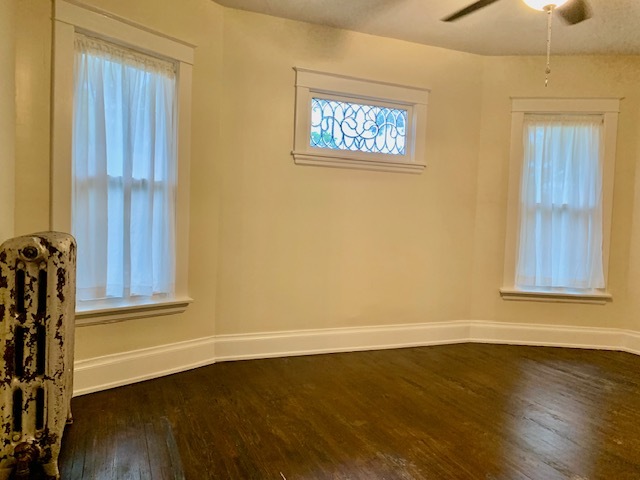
1;0;640;478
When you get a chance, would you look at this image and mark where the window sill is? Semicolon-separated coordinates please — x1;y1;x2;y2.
292;151;425;174
499;288;611;305
75;296;193;326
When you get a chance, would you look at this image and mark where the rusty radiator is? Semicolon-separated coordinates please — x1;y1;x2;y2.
0;233;76;480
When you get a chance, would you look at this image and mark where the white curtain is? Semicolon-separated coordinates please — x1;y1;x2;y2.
516;114;604;290
73;34;177;301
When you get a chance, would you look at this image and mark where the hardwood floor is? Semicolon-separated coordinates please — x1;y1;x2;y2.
36;344;640;479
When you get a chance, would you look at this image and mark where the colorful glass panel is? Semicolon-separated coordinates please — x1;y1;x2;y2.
310;98;407;155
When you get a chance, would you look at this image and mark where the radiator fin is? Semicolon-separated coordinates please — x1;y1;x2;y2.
36;325;46;376
35;388;45;431
12;389;22;433
37;269;47;315
15;268;25;315
14;326;25;379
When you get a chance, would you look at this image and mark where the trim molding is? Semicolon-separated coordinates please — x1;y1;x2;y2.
73;336;216;396
214;321;470;361
292;151;426;174
75;297;193;326
499;288;612;305
73;320;640;396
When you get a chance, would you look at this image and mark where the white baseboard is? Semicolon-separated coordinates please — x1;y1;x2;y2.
73;336;216;396
214;320;470;361
73;320;640;396
620;328;640;354
467;321;629;351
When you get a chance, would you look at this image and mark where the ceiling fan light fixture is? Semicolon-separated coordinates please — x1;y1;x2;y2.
521;0;569;11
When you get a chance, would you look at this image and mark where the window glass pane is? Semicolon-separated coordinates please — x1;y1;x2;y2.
516;114;604;290
310;98;407;155
73;34;177;302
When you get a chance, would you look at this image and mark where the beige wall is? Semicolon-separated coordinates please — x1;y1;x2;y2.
214;10;484;334
471;55;640;331
12;1;640;364
0;0;16;243
15;0;51;235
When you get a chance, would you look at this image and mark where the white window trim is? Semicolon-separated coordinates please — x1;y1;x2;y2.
292;68;429;174
500;97;620;305
51;0;194;324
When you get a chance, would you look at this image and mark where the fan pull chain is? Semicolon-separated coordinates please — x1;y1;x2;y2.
545;6;554;87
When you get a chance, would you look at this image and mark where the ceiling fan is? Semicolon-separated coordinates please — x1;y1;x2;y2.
442;0;591;25
442;0;592;85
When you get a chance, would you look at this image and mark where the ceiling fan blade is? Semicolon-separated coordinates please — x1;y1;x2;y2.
556;0;591;25
442;0;502;22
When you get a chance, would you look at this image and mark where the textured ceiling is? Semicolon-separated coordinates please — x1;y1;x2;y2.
212;0;640;55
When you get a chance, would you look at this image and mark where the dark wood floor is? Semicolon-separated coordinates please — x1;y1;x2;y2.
35;344;640;479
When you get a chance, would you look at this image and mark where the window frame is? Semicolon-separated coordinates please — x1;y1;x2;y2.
500;98;620;304
292;68;429;174
52;0;194;324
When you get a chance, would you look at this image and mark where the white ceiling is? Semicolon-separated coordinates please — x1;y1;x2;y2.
212;0;640;55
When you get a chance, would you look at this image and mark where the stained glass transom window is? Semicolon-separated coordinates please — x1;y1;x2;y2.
310;98;407;155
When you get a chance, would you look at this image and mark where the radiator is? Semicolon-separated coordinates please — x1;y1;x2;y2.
0;232;76;480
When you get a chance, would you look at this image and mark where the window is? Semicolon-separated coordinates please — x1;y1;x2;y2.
52;1;193;324
310;97;407;155
501;98;619;304
292;68;429;174
73;34;176;302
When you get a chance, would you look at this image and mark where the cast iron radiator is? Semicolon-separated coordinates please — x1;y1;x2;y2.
0;232;76;480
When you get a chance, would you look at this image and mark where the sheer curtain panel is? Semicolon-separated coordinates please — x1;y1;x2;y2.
516;114;604;290
73;34;177;302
